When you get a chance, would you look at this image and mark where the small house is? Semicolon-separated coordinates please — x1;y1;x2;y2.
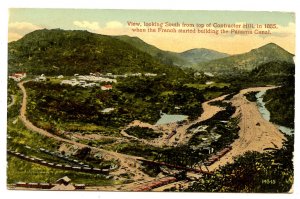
101;84;113;90
9;72;26;82
56;176;71;185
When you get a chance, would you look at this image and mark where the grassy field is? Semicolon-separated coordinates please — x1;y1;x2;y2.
105;141;165;160
7;156;118;186
203;91;224;100
184;83;230;100
125;126;163;140
185;82;230;90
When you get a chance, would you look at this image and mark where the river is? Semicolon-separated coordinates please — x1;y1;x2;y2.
255;90;294;136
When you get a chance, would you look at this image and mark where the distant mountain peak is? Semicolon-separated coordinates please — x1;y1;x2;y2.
181;48;227;54
179;48;229;64
195;43;294;73
251;42;293;55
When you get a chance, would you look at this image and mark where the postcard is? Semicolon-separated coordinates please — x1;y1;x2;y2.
7;8;295;192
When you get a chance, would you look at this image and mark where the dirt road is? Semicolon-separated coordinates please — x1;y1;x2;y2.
7;94;16;108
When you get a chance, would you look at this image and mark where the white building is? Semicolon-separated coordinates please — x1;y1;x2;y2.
145;73;157;77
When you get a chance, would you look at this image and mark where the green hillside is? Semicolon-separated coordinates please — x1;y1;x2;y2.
8;29;184;76
195;43;294;74
115;35;188;66
115;35;231;67
251;61;294;77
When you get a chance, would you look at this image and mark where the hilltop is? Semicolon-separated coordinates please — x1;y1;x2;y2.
8;29;184;76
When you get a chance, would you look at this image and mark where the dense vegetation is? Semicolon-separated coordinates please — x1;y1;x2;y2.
263;79;294;128
7;79;21;118
125;126;163;139
250;61;295;128
8;29;184;76
251;61;295;84
115;35;187;66
186;136;294;192
244;91;259;102
107;140;165;159
24;75;209;135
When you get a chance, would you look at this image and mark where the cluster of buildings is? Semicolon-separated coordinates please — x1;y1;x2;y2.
9;72;160;91
59;74;116;89
60;79;97;87
9;71;159;83
58;72;158;89
105;72;158;78
35;74;46;81
76;74;117;83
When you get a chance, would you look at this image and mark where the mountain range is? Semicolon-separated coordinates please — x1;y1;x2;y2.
195;43;294;74
115;35;230;66
8;29;295;76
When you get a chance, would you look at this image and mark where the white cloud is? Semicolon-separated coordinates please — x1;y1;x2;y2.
8;21;42;42
271;22;295;37
73;20;124;31
72;20;126;35
9;21;41;31
105;21;123;29
73;20;100;31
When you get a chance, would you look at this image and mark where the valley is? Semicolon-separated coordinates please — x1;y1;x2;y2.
7;29;294;192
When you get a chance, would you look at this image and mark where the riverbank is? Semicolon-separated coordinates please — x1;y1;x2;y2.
256;90;294;136
263;85;295;129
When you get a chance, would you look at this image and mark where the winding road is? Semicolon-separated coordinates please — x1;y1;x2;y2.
7;94;16;108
